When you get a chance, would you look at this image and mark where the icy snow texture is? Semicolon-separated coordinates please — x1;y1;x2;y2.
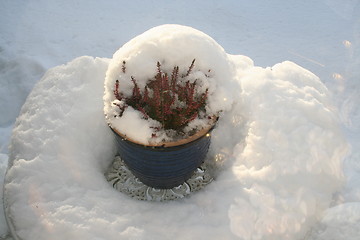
308;202;360;240
4;29;348;239
104;25;237;144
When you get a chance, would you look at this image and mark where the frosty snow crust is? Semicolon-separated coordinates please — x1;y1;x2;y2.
104;24;236;145
5;25;349;240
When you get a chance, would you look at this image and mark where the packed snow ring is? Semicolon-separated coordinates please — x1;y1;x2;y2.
4;25;348;240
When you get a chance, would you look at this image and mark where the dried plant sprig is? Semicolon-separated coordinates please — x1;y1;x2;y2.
185;58;195;77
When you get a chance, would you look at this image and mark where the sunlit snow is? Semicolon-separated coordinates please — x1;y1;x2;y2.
1;1;360;240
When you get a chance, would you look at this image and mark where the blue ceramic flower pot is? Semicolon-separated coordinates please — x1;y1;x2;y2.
110;126;214;189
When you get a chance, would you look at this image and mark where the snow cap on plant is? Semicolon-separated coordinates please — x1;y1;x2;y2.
104;24;237;144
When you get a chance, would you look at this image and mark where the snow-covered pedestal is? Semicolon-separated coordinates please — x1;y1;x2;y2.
4;25;348;240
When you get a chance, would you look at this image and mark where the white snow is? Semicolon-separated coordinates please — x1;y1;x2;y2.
1;0;360;240
112;106;160;143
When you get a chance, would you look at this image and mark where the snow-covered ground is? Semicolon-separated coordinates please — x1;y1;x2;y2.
1;0;360;239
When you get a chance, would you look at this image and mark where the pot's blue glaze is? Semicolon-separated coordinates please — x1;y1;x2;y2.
111;128;213;189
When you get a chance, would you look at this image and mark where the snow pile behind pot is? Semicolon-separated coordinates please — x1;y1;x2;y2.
104;24;237;144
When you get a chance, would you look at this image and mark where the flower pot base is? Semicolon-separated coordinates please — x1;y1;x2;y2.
106;155;214;201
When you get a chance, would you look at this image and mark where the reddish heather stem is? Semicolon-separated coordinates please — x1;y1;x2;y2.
185;59;196;77
114;80;122;100
171;66;179;93
131;76;141;100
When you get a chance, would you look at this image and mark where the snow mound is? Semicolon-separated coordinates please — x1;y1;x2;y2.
4;34;348;240
308;202;360;240
104;24;238;144
223;61;349;239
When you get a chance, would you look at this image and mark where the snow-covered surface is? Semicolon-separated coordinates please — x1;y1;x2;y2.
3;49;348;240
1;0;360;239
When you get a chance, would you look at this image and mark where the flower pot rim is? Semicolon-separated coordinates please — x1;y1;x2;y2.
109;117;217;148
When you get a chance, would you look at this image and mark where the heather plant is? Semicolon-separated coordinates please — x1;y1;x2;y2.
113;59;210;133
